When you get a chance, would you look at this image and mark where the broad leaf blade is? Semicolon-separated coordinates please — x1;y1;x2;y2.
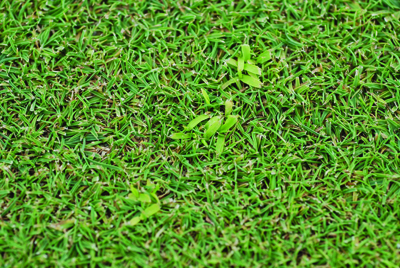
201;88;210;104
249;73;258;79
244;64;261;76
225;100;233;116
151;193;160;204
257;50;271;63
226;58;237;67
238;57;244;78
205;116;220;130
247;59;256;65
241;44;251;62
216;134;225;155
141;204;160;219
170;133;192;140
221;77;239;90
219;115;238;133
185;114;209;131
138;193;151;203
130;216;141;226
129;185;140;201
204;117;222;139
240;75;261;88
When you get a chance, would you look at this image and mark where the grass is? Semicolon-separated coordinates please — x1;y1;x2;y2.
1;0;400;267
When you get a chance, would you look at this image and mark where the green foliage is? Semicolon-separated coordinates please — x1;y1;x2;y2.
128;181;161;225
225;44;265;88
1;0;400;267
185;114;210;131
171;93;238;155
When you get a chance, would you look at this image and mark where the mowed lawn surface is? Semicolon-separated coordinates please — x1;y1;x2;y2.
1;0;400;267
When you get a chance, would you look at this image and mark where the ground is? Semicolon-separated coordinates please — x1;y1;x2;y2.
1;0;400;267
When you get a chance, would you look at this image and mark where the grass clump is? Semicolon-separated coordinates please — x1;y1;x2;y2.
172;89;238;155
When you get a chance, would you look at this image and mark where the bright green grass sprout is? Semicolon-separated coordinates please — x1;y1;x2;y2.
222;44;272;89
127;180;161;226
171;88;238;155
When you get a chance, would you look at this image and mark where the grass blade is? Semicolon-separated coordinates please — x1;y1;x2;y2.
221;77;239;90
225;100;233;116
226;58;237;67
238;56;244;78
242;44;251;62
216;134;225;155
185;114;209;131
257;50;271;63
130;216;141;226
240;75;261;88
219;115;238;133
201;88;210;104
139;193;152;203
204;116;222;139
171;133;192;140
205;116;220;129
141;204;161;219
129;186;140;201
244;64;261;76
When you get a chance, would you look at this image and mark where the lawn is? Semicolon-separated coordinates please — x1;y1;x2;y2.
1;0;400;267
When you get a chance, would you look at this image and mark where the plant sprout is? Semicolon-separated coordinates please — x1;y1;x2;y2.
222;44;271;89
171;89;238;156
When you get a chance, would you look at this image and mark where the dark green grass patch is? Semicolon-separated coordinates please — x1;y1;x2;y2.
1;0;400;267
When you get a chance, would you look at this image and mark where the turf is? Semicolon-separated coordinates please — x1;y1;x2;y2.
1;0;400;267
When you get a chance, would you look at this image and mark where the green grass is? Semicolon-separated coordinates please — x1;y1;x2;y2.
1;0;400;267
